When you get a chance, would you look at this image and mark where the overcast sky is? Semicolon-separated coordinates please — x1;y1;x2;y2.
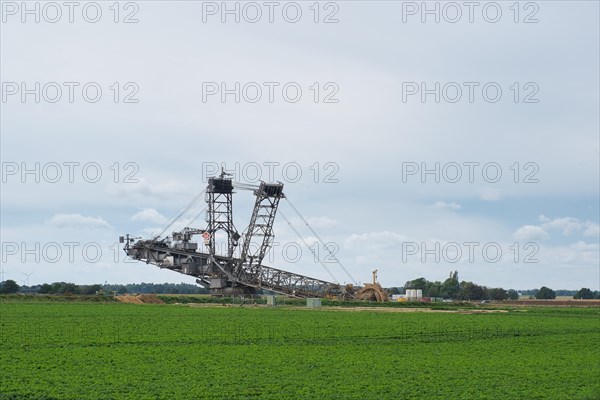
1;1;598;290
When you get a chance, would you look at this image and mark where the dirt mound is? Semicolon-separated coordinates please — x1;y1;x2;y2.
117;294;164;304
137;294;164;304
117;295;143;304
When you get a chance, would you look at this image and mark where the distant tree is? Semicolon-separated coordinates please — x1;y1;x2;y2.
39;283;53;294
554;289;577;297
518;289;537;296
535;286;556;300
425;281;442;298
487;288;507;301
573;288;594;299
404;277;428;291
0;280;20;294
403;272;461;298
81;284;103;295
60;283;80;295
388;287;400;295
50;282;65;294
441;271;460;299
458;281;487;301
507;289;520;301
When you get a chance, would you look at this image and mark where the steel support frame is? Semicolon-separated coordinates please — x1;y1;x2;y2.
206;178;238;268
237;182;284;275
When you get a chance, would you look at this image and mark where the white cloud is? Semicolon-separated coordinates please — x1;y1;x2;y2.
540;241;600;267
569;240;600;252
47;214;112;229
479;187;501;201
536;217;599;237
513;225;549;241
131;208;168;225
583;223;600;237
541;217;583;235
433;201;461;210
538;215;551;223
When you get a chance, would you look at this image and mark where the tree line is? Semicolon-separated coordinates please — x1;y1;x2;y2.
0;281;209;295
388;271;600;300
1;275;598;300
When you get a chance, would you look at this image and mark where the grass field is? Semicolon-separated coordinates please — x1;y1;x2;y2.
1;301;599;399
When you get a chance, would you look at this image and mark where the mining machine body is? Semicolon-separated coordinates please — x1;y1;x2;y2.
122;173;351;299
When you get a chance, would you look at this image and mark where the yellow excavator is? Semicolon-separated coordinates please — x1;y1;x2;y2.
356;269;389;302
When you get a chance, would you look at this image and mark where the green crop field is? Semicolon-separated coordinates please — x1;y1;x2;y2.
1;301;599;399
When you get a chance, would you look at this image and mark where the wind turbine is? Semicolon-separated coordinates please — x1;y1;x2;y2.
22;272;33;287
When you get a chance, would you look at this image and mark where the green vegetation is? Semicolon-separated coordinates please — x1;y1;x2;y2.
31;282;209;295
11;278;600;300
0;280;20;294
401;272;600;301
403;271;517;300
535;286;557;300
1;301;598;399
574;288;596;299
0;294;119;303
507;289;520;300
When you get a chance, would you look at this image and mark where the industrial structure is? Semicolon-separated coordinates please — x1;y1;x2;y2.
121;172;359;299
355;269;389;302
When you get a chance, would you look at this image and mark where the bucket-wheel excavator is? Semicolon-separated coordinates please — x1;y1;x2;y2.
121;172;361;299
355;269;389;302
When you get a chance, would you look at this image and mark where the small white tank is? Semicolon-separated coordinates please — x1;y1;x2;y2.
416;289;423;300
